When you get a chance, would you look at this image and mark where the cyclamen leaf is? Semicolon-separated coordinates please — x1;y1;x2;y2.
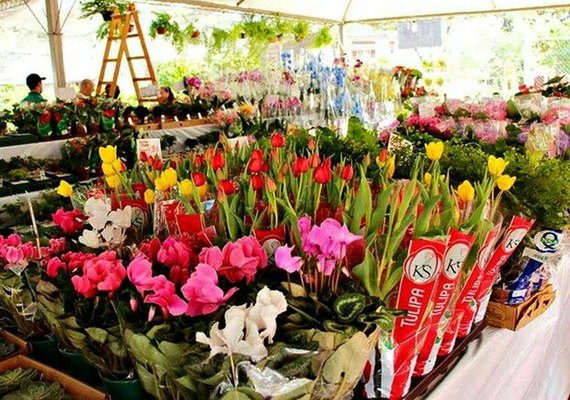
352;249;380;297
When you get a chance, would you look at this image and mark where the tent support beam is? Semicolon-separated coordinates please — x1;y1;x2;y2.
156;0;341;24
344;4;570;24
45;0;66;90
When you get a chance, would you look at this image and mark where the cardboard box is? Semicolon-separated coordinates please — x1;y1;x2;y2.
0;355;107;400
1;330;29;360
486;284;556;331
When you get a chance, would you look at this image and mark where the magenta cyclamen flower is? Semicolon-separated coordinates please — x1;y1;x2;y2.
297;217;362;276
275;245;302;273
181;264;238;317
127;255;155;294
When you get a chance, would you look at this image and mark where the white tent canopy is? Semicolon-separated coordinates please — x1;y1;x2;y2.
165;0;570;23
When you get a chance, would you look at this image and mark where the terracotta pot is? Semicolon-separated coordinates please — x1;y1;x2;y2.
156;26;166;35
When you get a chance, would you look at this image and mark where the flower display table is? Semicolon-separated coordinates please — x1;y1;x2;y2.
427;253;570;400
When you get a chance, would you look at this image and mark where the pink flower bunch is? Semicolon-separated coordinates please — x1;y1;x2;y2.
0;234;35;269
45;251;95;279
406;115;452;138
198;236;268;284
481;99;507;121
181;264;238;316
473;121;508;144
286;96;301;110
157;237;198;286
542;106;570;125
295;217;362;276
186;76;202;90
52;208;86;235
264;95;283;110
127;255;186;318
71;251;126;298
40;238;67;258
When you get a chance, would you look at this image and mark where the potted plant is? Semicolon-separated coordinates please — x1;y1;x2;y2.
311;25;334;48
149;12;178;37
79;0;126;20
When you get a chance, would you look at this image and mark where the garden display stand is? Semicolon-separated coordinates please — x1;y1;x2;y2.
96;3;157;104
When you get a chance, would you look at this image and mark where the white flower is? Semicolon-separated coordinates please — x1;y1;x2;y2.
196;287;287;362
109;206;132;228
84;198;111;231
79;229;101;248
248;287;287;344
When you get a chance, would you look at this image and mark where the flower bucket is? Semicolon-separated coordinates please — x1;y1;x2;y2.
29;335;60;367
59;347;100;386
101;373;148;400
253;225;286;245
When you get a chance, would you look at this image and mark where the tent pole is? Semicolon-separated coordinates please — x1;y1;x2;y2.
45;0;67;91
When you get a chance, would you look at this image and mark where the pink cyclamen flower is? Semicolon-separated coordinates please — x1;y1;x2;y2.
143;275;187;317
71;251;126;298
275;245;302;273
127;255;155;294
52;208;86;235
181;264;238;317
199;246;223;270
157;237;194;285
46;257;66;279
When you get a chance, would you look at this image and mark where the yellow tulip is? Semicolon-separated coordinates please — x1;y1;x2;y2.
387;156;396;179
488;155;509;177
144;189;155;204
57;180;73;197
99;145;117;164
102;159;122;177
162;168;178;188
456;180;475;203
179;179;194;197
497;175;516;191
105;174;122;189
424;172;432;186
197;184;209;198
425;141;444;161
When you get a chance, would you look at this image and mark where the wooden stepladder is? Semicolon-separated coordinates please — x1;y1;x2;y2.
96;3;157;104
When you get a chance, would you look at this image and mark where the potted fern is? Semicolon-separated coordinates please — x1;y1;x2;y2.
149;12;177;37
79;0;126;21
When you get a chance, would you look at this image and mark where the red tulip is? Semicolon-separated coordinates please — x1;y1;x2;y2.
140;151;148;162
265;177;277;192
292;157;310;177
270;133;285;148
308;138;316;151
170;159;178;169
248;149;265;174
309;153;321;169
251;175;264;191
340;164;354;181
212;151;225;170
193;154;205;168
313;158;332;184
218;179;237;195
192;172;206;187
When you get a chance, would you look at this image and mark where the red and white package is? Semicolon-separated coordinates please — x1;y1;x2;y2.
438;221;502;355
380;238;446;399
470;216;534;326
414;229;476;376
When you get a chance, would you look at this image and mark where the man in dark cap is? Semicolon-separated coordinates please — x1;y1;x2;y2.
20;73;47;105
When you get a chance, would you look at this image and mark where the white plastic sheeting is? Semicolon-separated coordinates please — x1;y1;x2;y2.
166;0;570;23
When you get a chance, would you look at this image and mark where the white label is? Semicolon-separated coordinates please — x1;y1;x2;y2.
405;249;439;284
443;243;470;280
136;138;162;160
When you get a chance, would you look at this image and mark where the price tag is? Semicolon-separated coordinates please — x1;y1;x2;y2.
137;138;162;160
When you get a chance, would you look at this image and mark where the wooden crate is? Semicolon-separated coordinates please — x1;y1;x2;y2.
0;355;107;400
486;284;556;331
1;330;29;360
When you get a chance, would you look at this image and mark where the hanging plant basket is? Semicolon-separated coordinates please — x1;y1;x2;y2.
191;30;200;39
101;10;113;21
156;26;167;35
